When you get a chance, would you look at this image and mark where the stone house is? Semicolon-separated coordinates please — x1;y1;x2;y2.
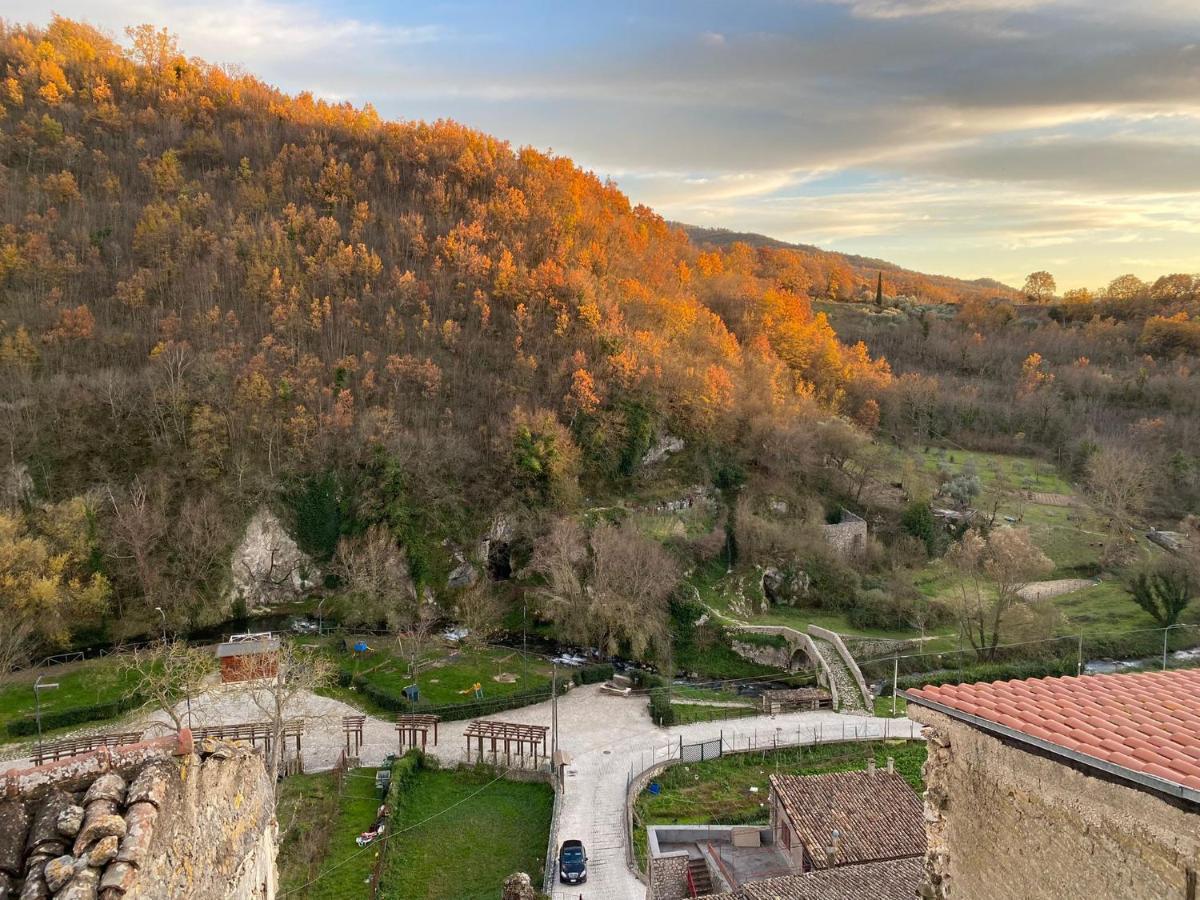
821;508;868;557
906;668;1200;900
0;729;277;899
769;766;925;871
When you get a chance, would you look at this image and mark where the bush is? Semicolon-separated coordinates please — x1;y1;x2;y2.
628;669;666;689
900;501;938;557
804;553;860;612
648;688;675;726
5;694;145;738
353;676;554;722
572;663;614;685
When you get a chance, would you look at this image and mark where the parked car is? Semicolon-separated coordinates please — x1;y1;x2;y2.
558;839;587;884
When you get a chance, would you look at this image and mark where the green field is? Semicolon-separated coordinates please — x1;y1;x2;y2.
277;767;386;898
632;740;926;871
378;766;554;900
0;657;144;741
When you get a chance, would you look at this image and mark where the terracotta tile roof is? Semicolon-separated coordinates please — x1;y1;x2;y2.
905;668;1200;801
769;770;925;868
707;857;923;900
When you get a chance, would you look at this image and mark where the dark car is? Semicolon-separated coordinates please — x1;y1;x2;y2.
558;839;587;884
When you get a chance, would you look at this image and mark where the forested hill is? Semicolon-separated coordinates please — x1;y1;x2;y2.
0;19;895;642
680;225;1020;304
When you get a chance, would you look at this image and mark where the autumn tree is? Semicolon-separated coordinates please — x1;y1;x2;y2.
947;527;1053;660
1022;271;1056;303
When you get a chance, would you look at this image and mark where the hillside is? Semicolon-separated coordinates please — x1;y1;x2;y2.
680;224;1020;304
0;18;893;655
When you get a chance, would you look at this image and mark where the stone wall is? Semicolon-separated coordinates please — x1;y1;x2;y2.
730;639;792;670
910;706;1200;900
648;852;690;900
821;509;867;558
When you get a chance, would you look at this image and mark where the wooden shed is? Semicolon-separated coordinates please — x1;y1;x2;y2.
216;633;280;683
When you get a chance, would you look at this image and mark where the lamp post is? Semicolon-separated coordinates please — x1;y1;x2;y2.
154;606;167;644
34;676;59;754
316;597;327;637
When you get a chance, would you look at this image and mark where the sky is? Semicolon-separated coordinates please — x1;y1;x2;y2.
8;1;1200;289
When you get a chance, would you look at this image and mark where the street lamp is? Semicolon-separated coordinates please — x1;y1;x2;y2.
154;606;167;644
316;598;327;637
34;676;59;753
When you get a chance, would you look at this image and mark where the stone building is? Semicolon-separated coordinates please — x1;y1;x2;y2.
707;856;923;899
0;729;277;899
821;508;868;557
906;668;1200;900
769;767;925;871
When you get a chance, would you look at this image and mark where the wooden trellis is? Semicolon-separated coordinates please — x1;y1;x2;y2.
343;715;366;757
395;714;440;751
462;720;548;765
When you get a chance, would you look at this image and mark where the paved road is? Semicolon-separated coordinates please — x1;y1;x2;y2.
2;682;920;900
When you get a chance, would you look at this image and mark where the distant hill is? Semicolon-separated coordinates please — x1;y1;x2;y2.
678;224;1020;303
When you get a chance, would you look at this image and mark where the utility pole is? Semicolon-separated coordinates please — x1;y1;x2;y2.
1077;630;1084;676
1163;625;1172;671
891;657;899;717
34;676;59;754
551;661;558;764
522;593;528;687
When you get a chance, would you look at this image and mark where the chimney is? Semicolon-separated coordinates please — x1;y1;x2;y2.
887;757;895;774
867;759;876;776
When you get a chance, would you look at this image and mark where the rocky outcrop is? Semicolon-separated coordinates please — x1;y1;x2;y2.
760;566;810;606
228;507;315;609
641;433;684;466
481;515;515;580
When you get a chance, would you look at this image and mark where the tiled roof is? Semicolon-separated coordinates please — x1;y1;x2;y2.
769;770;925;868
905;668;1200;801
705;857;923;900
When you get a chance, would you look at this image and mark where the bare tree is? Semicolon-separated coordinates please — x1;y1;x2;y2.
1086;447;1153;565
455;580;505;650
393;601;440;706
334;524;417;627
947;527;1053;660
122;639;216;732
241;639;334;787
0;615;35;676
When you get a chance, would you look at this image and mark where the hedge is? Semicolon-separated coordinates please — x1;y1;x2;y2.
571;663;614;685
353;676;554;722
5;694;145;739
648;688;675;726
877;658;1075;697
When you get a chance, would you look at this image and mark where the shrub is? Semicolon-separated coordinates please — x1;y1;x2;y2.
877;658;1075;697
900;501;938;556
5;694;145;738
648;688;675;726
572;662;614;685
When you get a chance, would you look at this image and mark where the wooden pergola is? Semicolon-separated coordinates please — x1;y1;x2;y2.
463;720;549;765
192;720;303;759
343;715;366;757
396;714;440;751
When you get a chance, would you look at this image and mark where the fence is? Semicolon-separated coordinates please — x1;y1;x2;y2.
623;717;923;880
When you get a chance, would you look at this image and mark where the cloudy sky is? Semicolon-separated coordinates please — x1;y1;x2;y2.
9;1;1200;288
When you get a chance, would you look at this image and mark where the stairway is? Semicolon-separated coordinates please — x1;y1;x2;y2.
809;635;868;713
687;857;714;897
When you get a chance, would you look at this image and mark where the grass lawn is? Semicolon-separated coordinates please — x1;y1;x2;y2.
671;703;758;725
632;739;926;871
0;657;145;740
280;767;386;899
335;641;553;707
378;766;553;900
874;695;908;718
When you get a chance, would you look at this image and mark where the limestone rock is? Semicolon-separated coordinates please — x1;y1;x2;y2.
54;806;84;839
227;506;315;609
641;433;684;466
447;553;478;589
761;566;810;606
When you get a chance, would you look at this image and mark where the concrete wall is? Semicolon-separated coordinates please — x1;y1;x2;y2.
910;706;1200;900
